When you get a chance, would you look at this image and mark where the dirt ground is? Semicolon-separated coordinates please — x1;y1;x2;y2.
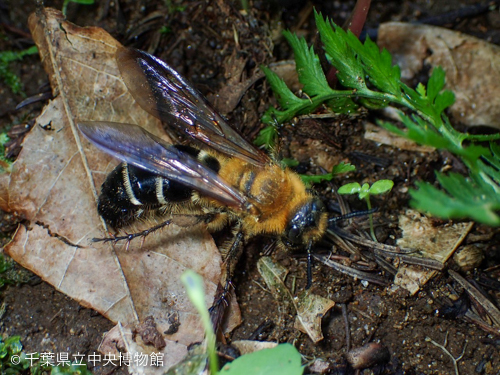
1;0;500;374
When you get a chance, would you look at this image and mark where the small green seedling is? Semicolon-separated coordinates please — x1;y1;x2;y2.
181;270;218;374
281;160;356;185
338;180;394;241
180;270;304;374
62;0;95;16
300;161;356;185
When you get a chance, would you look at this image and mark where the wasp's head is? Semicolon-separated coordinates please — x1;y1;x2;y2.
283;198;328;249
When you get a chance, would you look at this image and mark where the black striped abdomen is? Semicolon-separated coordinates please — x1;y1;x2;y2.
97;145;220;228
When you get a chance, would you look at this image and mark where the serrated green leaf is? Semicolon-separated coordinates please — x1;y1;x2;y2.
300;162;355;185
262;66;304;109
62;0;95;15
300;172;333;185
460;143;491;162
434;90;455;115
436;172;478;202
283;30;331;97
282;158;299;167
400;83;428;110
51;363;94;374
0;133;9;145
377;120;406;137
260;11;500;226
348;33;401;96
427;67;446;101
3;336;22;353
385;114;453;150
254;124;278;148
332;162;356;175
474;161;500;193
410;179;500;226
416;83;426;98
481;153;500;172
490;141;500;158
315;11;365;90
0;46;38;63
261;107;284;126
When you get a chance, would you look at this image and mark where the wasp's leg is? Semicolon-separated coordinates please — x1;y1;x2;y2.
209;228;244;331
93;214;211;244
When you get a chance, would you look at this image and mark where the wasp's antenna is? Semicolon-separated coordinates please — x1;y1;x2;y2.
306;240;314;289
328;207;378;228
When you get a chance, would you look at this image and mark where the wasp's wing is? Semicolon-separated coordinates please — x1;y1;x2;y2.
78;121;251;210
116;47;268;167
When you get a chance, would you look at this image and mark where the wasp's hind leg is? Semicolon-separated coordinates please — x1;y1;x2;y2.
93;214;211;244
209;226;244;331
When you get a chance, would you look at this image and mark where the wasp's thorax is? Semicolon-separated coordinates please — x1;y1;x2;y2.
211;158;328;244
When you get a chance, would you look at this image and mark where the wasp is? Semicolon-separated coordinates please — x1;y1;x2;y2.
79;47;343;305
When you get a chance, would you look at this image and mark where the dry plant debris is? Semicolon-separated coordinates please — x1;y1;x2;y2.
257;256;335;343
0;8;222;370
394;210;473;295
378;22;500;129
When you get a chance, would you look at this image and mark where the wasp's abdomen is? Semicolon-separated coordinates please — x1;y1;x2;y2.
98;145;220;228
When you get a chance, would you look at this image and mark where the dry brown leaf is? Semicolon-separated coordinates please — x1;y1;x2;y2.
257;256;334;342
364;122;435;153
211;51;249;114
231;340;278;355
378;22;500;129
394;210;473;295
293;290;335;343
0;8;222;370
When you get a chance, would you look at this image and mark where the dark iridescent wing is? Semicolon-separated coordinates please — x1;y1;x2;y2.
116;47;268;167
78;121;251;210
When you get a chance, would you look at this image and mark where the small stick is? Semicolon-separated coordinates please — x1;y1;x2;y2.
425;332;467;375
342;303;351;352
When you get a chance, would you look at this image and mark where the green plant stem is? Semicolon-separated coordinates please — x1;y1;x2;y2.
364;197;377;241
62;1;69;15
181;271;219;374
464;133;500;141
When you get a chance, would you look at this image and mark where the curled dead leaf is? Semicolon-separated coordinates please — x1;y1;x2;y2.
0;8;222;371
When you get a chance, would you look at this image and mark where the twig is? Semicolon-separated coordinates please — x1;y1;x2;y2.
342;303;351;352
313;253;388;286
330;227;416;254
425;332;467;375
449;270;500;327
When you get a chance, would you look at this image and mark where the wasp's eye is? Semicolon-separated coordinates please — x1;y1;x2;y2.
286;225;301;244
284;198;325;246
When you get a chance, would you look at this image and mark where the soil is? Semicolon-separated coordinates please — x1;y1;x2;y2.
1;0;500;374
